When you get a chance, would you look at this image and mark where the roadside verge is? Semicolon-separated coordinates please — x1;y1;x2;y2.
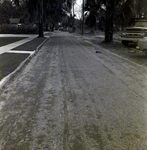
0;37;48;89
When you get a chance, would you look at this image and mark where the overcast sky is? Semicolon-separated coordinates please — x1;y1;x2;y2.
74;0;82;19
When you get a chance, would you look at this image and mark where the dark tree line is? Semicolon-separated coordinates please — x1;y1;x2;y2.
0;0;73;36
24;0;73;37
1;0;146;42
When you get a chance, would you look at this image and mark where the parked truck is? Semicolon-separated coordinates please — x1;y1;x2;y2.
120;18;147;46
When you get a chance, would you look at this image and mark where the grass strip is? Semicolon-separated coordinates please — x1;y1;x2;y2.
0;37;27;47
11;37;47;51
0;53;29;80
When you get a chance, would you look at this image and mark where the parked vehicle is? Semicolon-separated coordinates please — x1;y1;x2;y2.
120;18;147;46
136;38;147;56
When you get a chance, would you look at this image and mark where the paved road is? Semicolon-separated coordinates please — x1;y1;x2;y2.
0;31;147;150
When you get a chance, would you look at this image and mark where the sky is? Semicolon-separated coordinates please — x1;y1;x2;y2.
73;0;83;19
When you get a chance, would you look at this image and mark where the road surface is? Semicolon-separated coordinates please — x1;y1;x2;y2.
0;31;147;150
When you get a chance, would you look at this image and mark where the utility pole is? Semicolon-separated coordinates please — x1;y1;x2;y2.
82;0;84;35
72;0;75;32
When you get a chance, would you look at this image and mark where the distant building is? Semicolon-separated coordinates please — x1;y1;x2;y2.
9;18;20;24
9;18;21;27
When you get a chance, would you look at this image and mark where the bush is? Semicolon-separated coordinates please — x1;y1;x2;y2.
0;24;38;34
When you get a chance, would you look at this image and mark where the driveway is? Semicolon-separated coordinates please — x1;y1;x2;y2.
0;31;147;150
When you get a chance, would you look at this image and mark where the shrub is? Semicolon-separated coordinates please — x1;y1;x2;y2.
0;24;38;34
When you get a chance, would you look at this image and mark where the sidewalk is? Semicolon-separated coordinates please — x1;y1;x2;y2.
0;32;51;88
0;32;51;54
0;34;37;55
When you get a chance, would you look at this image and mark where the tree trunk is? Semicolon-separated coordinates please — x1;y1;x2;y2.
105;0;114;42
38;22;44;37
38;0;44;37
51;22;54;31
45;24;48;31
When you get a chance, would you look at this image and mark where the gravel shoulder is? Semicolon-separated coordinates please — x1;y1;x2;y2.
78;31;147;67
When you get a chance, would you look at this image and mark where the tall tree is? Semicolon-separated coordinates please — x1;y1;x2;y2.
85;0;102;32
85;0;115;42
85;0;147;42
104;0;114;42
0;0;11;24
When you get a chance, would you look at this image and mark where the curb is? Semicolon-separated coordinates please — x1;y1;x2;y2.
0;37;49;89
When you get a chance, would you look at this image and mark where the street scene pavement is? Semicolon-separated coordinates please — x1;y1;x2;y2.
0;31;147;149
